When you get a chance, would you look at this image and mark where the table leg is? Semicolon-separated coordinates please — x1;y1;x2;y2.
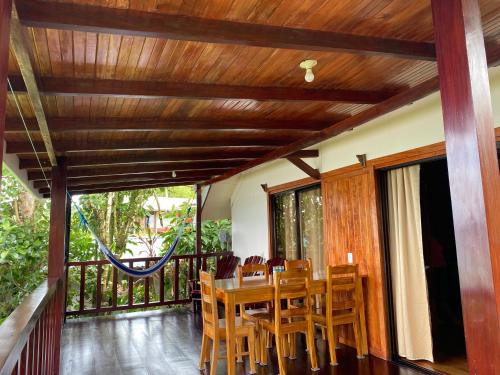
225;293;236;375
357;278;369;355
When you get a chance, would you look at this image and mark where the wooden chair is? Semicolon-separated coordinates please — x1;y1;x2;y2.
266;257;285;274
284;258;313;276
198;271;257;374
259;269;319;375
191;254;240;311
312;264;364;366
244;255;265;266
236;263;271;363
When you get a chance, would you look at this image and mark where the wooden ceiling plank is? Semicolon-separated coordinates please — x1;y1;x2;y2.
8;75;392;104
9;5;56;165
4;116;333;132
15;0;436;60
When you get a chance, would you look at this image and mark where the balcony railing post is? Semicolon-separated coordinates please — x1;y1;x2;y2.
0;0;12;184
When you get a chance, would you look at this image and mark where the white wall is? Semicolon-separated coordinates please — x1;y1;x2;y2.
230;66;500;261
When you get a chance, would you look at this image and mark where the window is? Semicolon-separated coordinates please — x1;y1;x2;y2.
271;184;324;271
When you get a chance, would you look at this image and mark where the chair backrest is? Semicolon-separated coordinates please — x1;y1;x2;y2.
215;254;240;279
266;258;285;274
284;258;313;278
273;269;312;330
244;255;265;265
237;263;269;283
326;264;359;313
199;271;219;331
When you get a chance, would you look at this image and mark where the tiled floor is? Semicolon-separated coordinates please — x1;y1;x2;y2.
61;308;425;374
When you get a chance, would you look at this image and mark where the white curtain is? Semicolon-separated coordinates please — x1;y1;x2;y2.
387;165;434;362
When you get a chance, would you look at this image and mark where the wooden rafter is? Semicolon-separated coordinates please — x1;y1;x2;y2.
28;163;240;181
15;0;436;61
287;157;320;180
4;117;334;133
8;5;56;165
18;149;319;170
8;75;392;104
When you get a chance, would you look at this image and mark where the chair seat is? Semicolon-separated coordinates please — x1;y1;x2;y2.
242;308;273;322
204;317;256;338
312;307;357;326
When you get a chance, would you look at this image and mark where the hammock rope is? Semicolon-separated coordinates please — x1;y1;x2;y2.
70;193;193;278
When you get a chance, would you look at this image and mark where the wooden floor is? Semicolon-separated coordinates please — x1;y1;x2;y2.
61;308;426;375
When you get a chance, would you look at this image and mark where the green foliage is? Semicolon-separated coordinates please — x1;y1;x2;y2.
0;168;50;323
165;186;195;199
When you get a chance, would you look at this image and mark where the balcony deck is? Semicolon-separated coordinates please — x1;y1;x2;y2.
60;308;424;375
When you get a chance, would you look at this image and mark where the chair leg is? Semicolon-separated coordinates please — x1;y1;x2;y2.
275;334;287;375
254;328;261;364
198;334;209;369
266;331;272;348
321;326;327;341
248;330;257;374
353;318;364;359
288;333;297;359
307;320;320;371
282;336;289;358
236;337;244;363
326;325;338;366
210;337;219;375
260;329;268;366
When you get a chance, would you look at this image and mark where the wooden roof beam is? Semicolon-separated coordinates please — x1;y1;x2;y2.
28;164;239;181
8;5;56;165
8;75;392;104
20;149;319;170
5;117;334;132
16;0;436;61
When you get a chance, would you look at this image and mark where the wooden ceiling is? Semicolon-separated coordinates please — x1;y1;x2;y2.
4;0;500;197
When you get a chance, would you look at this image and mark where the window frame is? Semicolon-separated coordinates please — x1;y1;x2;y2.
269;182;321;260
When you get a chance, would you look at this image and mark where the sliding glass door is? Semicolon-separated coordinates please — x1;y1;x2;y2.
271;184;324;270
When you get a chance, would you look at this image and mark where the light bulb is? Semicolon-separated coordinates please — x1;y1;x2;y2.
304;68;315;83
172;171;177;178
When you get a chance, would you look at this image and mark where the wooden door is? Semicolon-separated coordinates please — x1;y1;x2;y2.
322;167;388;359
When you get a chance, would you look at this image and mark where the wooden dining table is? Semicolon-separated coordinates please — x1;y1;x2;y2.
214;275;368;375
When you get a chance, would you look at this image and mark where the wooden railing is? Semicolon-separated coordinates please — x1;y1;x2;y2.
65;251;231;316
0;279;64;375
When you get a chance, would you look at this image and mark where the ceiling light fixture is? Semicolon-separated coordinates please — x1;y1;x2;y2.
172;171;177;178
299;59;317;83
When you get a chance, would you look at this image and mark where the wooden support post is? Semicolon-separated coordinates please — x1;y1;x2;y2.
196;184;204;272
47;158;68;375
0;0;12;183
431;0;500;372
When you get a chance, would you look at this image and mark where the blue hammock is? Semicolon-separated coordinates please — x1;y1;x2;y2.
71;194;192;278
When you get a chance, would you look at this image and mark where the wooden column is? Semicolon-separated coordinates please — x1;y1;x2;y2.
0;0;12;182
431;0;500;372
196;185;205;272
48;158;68;282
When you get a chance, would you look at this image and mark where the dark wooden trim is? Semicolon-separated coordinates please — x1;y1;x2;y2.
267;176;319;195
286;157;320;180
9;75;392;104
29;163;238;181
4;117;334;133
196;185;203;269
34;170;226;188
15;0;436;60
7;135;303;153
431;0;500;371
0;0;11;184
48;158;67;282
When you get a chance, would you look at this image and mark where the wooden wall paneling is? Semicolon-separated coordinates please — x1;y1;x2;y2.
321;167;388;359
432;0;500;371
0;0;12;183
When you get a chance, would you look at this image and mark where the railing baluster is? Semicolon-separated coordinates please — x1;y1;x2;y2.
128;261;134;307
112;267;118;308
174;259;180;302
19;344;27;375
96;264;102;311
79;265;85;312
144;260;150;306
159;265;165;303
10;362;18;375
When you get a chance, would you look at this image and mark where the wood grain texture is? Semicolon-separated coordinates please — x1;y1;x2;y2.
9;75;392;104
0;0;11;183
321;168;388;359
48;158;67;281
15;0;436;60
432;0;500;371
